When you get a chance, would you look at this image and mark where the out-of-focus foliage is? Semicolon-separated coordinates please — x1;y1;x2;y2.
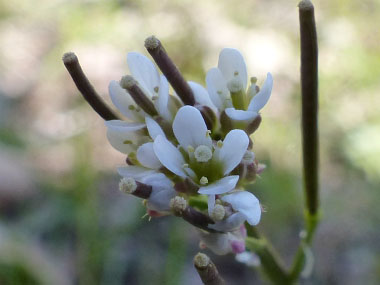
0;0;379;284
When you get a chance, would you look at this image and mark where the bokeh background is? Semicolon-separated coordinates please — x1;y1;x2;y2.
1;0;379;284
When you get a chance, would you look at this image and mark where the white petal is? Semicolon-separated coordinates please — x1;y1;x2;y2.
222;191;261;226
208;195;216;215
145;117;165;139
188;81;217;112
156;75;172;121
235;252;260;267
172;106;212;149
105;120;146;154
140;173;172;189
137;142;162;169
198;175;239;195
153;135;187;177
147;188;176;212
219;129;249;175
206;68;231;110
209;212;246;232
108;80;143;121
117;166;157;179
218;48;248;91
225;108;258;121
199;232;232;255
127;52;160;97
248;73;273;112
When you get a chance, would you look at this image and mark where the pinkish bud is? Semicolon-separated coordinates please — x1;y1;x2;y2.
231;240;246;254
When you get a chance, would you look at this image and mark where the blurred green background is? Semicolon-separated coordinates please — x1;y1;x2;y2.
0;0;379;284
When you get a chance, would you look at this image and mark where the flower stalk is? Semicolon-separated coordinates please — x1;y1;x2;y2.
246;226;291;284
299;0;319;217
62;52;119;121
144;36;196;106
288;0;320;281
193;253;225;285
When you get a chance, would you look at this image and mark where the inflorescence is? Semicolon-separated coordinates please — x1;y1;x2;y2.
63;35;273;256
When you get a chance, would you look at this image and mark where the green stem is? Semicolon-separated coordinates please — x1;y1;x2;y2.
287;1;320;281
299;0;319;216
246;227;291;284
289;211;320;281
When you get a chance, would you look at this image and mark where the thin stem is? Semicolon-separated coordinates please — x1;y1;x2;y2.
289;211;320;281
299;0;319;215
288;0;320;281
246;226;291;284
120;75;158;117
62;52;119;121
144;36;195;106
193;253;225;285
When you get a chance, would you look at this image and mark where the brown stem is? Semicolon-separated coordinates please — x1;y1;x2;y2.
194;253;225;285
62;52;119;121
120;75;158;117
170;197;217;233
144;36;195;106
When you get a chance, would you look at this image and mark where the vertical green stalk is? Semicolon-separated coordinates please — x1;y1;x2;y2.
288;0;320;281
299;0;319;217
246;226;291;284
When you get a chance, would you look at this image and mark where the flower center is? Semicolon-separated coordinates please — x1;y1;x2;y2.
227;78;243;93
194;145;213;162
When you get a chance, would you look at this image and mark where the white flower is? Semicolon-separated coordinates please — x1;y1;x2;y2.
106;52;180;154
208;191;262;232
152;106;249;199
206;48;273;123
118;168;176;214
105;115;166;155
110;52;174;122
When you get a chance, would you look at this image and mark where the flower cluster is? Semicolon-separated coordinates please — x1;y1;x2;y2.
107;36;273;256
